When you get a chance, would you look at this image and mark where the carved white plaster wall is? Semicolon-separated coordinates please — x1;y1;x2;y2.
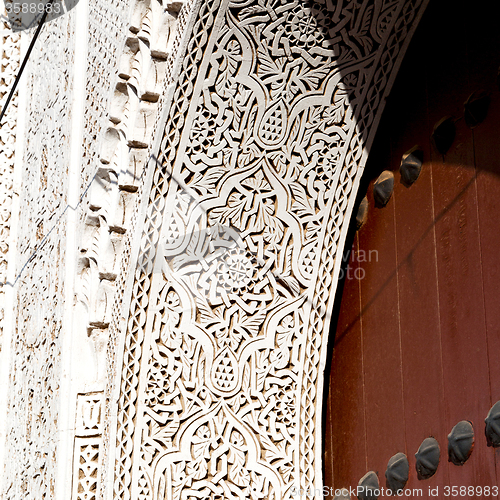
72;0;192;496
103;0;430;499
0;13;20;347
2;10;76;497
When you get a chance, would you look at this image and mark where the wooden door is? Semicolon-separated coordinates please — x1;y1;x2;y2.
324;0;500;498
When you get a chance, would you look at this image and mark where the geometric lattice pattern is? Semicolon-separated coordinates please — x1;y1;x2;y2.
72;440;101;500
72;394;103;500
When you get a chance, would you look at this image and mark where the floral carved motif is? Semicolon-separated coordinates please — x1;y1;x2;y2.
109;0;429;499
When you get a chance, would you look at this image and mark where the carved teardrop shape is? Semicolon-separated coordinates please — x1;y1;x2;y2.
258;100;288;147
211;347;240;393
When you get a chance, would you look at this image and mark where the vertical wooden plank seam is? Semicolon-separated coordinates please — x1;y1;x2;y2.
471;128;498;492
429;157;449;485
392;188;408;453
358;233;369;473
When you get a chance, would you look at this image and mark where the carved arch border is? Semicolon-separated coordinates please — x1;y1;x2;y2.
101;1;431;499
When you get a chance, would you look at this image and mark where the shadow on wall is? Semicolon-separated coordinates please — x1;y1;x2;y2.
328;0;500;345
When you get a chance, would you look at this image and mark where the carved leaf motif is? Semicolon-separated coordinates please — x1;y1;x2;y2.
228;328;243;350
242;362;251;391
305;218;322;241
278;276;300;296
238;138;261;168
216;40;241;98
233;310;267;338
282;245;293;277
270;316;294;368
224;39;241;67
192;427;212;460
195;294;216;324
250;472;267;500
276;317;294;348
189;168;226;196
243;410;262;433
150;418;179;444
209;192;245;228
297;64;330;91
216;74;238;98
307;106;323;129
257;43;284;78
264;213;285;244
280;464;294;483
270;348;288;369
255;350;270;391
352;5;374;52
172;462;187;500
186;458;208;480
329;87;350;124
290;182;315;217
180;337;196;379
233;466;251;487
259;434;285;461
228;432;249;486
256;198;276;232
268;152;288;177
176;192;191;214
173;481;184;500
238;5;267;20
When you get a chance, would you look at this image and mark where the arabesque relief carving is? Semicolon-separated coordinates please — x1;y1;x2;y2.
106;0;429;499
0;15;20;346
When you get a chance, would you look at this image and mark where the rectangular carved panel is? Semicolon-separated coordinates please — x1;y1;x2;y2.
72;393;104;500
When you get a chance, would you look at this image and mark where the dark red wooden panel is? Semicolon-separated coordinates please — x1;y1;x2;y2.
475;91;500;403
326;237;367;490
324;0;500;496
473;82;500;490
357;165;405;479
